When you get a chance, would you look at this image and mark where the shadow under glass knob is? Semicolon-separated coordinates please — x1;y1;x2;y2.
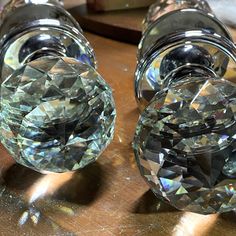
134;0;236;214
0;1;116;173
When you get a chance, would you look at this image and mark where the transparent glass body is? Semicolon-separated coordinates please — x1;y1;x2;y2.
0;0;116;174
134;0;236;214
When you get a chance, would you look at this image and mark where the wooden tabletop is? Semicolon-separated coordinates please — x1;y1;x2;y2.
0;31;236;235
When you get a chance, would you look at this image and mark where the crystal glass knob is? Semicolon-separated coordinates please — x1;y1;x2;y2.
0;1;116;173
134;0;236;214
134;75;236;214
0;56;115;173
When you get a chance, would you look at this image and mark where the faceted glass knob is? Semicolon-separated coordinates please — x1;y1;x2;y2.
134;0;236;215
0;56;116;173
133;76;236;214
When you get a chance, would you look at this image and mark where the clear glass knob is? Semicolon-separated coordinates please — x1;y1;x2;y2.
134;0;236;214
0;1;116;173
0;56;116;173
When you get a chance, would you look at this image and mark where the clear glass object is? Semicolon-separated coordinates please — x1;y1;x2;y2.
134;0;236;214
0;0;116;173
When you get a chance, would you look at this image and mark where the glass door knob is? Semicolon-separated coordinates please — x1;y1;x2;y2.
0;1;116;173
134;0;236;214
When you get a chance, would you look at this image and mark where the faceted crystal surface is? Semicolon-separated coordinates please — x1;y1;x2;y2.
133;77;236;214
0;56;116;173
143;0;211;31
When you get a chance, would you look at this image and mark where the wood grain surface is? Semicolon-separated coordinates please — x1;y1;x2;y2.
0;31;236;235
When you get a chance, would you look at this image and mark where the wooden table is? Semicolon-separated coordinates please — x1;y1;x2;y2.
0;32;236;236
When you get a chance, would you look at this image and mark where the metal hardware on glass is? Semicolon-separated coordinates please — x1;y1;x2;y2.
135;0;234;110
0;0;96;81
133;0;236;214
0;0;116;173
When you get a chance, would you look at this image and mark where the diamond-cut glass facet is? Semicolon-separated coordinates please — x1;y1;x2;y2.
0;56;116;173
143;0;211;31
133;77;236;214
